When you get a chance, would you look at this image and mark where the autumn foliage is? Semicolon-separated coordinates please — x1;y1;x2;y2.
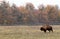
0;1;60;25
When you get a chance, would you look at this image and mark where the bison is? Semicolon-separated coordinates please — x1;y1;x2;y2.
40;24;53;33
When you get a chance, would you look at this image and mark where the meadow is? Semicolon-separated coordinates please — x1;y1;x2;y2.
0;25;60;39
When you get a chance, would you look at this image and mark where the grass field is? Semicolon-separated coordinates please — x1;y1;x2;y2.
0;25;60;39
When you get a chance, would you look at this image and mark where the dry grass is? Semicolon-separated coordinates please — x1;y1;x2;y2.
0;25;60;39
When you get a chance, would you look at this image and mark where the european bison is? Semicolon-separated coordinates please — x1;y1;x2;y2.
40;24;53;33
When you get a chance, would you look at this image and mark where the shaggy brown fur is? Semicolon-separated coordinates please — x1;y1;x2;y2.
40;24;53;33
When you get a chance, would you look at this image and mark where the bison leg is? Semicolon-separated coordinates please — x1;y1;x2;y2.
48;30;53;32
48;30;50;32
51;28;53;32
51;29;53;32
44;30;46;33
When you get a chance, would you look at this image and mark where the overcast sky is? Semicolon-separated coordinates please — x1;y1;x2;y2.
5;0;60;9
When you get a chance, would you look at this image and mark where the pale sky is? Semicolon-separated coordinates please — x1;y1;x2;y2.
5;0;60;9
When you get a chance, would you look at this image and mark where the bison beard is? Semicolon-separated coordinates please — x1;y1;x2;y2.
40;25;53;33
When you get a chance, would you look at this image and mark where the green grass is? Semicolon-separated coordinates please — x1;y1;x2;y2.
0;25;60;39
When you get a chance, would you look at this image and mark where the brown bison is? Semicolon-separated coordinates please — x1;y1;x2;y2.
40;24;53;33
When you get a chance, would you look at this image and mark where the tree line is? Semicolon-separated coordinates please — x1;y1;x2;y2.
0;1;60;25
